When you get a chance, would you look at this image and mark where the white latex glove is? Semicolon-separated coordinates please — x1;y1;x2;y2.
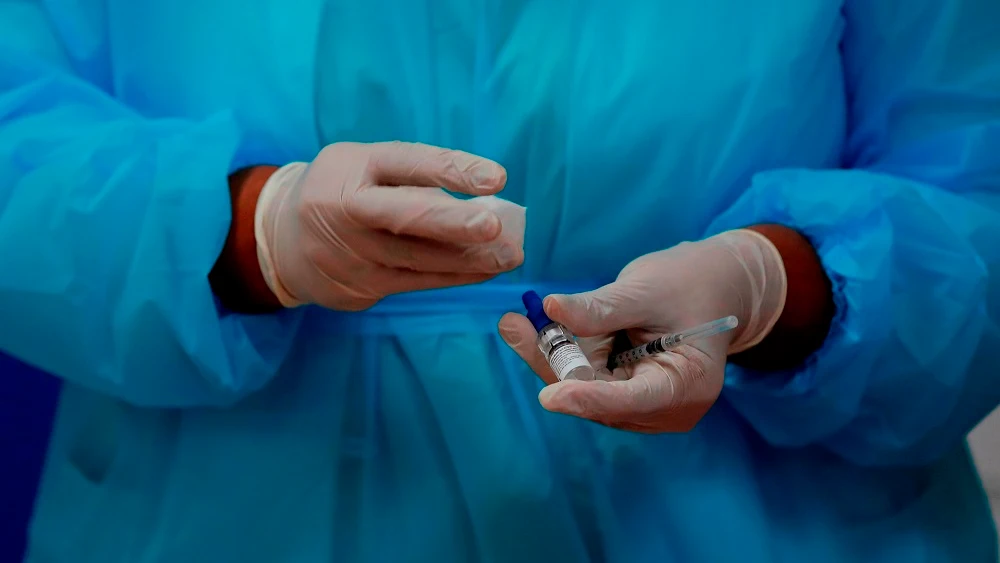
498;230;787;433
255;142;526;311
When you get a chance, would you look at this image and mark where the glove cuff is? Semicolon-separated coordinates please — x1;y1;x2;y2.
724;229;788;354
255;161;310;308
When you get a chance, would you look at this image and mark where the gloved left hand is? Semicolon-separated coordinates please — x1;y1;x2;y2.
498;229;787;433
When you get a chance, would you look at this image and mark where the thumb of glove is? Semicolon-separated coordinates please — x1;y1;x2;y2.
546;282;645;337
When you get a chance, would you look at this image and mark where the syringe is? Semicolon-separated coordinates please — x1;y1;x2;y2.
607;316;739;370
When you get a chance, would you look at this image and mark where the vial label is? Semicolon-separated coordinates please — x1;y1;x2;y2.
549;343;592;381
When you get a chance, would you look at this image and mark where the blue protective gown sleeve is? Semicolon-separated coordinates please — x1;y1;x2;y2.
0;1;303;408
708;0;1000;466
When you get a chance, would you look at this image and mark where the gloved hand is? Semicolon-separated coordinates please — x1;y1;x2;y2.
255;141;525;311
498;230;787;433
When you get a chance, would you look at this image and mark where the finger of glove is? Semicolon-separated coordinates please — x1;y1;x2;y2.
368;142;506;195
538;361;676;421
544;282;647;337
350;186;504;245
363;230;523;274
578;334;616;375
498;313;558;385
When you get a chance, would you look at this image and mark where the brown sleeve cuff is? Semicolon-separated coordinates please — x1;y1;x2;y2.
729;224;835;371
209;165;284;314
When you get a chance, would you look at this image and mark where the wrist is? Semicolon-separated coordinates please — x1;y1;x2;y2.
209;165;283;313
254;162;310;308
722;229;788;353
730;224;835;370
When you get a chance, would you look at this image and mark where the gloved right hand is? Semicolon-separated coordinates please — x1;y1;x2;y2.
255;141;524;311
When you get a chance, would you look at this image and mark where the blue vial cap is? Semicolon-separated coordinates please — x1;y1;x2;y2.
521;291;553;332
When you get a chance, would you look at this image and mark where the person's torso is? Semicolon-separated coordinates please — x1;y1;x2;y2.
26;1;997;562
104;0;847;279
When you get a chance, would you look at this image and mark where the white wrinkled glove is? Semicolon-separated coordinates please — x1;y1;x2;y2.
255;141;526;311
498;230;787;433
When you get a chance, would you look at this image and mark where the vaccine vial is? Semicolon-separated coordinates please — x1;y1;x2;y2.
521;291;596;381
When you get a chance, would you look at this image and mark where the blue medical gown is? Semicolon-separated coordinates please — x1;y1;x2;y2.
2;0;1000;560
